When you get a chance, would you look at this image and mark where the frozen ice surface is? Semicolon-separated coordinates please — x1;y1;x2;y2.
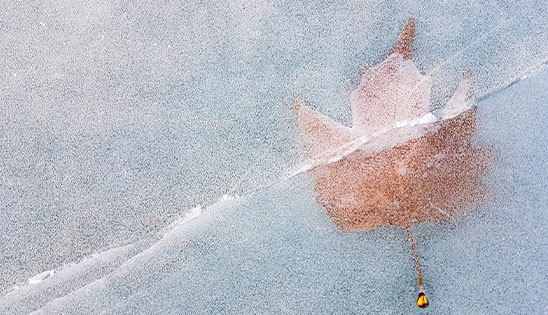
2;64;548;314
1;0;548;313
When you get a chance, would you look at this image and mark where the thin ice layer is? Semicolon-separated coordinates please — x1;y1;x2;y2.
2;61;546;314
312;107;489;230
349;53;433;135
1;0;547;297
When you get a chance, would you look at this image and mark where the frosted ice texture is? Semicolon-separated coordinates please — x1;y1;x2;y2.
2;61;548;313
2;64;548;315
1;0;547;313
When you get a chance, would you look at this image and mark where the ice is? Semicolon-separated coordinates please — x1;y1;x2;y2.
27;270;54;285
1;0;548;313
2;64;548;314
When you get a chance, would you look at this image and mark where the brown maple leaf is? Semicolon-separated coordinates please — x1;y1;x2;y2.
294;19;490;308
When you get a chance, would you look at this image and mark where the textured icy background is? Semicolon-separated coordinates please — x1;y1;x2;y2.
3;63;548;314
1;0;547;314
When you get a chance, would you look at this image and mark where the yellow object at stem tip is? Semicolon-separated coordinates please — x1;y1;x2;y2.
417;292;429;308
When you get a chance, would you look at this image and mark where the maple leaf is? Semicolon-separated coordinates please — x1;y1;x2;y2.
294;19;490;307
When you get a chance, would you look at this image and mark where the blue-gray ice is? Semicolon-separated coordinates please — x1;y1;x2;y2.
1;0;547;314
2;64;548;314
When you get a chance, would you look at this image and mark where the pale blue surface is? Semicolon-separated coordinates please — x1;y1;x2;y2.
1;0;547;313
2;65;548;314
